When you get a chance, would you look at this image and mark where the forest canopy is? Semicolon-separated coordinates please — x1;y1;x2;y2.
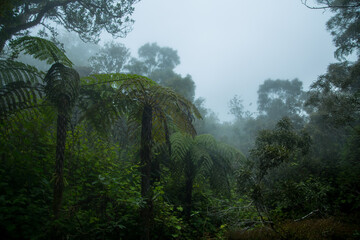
0;0;360;239
0;0;140;52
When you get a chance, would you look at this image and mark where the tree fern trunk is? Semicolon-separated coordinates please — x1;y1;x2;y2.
184;155;195;221
51;104;69;240
53;111;68;219
140;105;153;240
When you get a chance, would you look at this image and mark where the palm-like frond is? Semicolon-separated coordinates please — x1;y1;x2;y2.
169;132;244;192
155;87;200;137
170;132;193;162
10;36;73;67
44;63;80;112
78;83;128;135
79;74;152;136
81;73;147;86
0;59;45;120
216;142;246;165
195;134;217;150
0;60;44;86
82;73;200;141
193;147;213;174
0;81;43;120
1;36;79;120
85;74;201;144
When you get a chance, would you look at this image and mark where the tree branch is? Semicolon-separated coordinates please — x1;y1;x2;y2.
4;0;77;35
294;209;320;222
301;0;360;9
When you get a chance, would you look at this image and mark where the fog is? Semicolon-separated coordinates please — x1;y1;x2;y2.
26;0;337;121
3;2;360;238
102;0;337;121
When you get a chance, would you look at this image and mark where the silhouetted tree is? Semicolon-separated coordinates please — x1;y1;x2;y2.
0;0;139;52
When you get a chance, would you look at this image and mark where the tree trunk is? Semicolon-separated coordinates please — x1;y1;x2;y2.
184;155;194;221
140;105;153;240
53;111;68;219
0;29;11;53
51;106;69;239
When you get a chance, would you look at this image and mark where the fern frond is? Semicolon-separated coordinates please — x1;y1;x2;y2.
193;147;213;173
77;83;121;130
170;132;193;163
0;81;43;120
82;73;154;87
44;63;80;111
161;91;199;136
82;73;133;85
152;141;168;157
10;36;73;67
215;143;236;161
0;60;44;86
195;134;217;150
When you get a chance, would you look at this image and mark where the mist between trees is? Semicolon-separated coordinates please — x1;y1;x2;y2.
1;0;360;239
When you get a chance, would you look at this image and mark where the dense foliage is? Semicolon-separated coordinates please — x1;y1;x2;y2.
1;1;360;239
0;0;140;52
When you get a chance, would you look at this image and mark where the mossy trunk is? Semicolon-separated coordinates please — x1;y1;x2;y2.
53;112;67;219
140;105;153;240
52;96;69;239
51;110;68;240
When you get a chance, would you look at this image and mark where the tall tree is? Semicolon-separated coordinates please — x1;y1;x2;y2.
0;0;140;53
89;41;130;74
137;42;180;73
306;60;360;127
257;78;306;127
302;0;360;59
0;37;143;238
83;73;201;240
237;118;310;226
125;42;180;76
125;43;196;102
150;69;196;101
0;36;80;238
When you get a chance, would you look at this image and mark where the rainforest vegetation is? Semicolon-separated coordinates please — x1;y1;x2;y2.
1;0;360;239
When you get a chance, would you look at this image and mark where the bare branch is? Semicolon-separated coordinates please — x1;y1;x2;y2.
294;209;320;222
301;0;360;9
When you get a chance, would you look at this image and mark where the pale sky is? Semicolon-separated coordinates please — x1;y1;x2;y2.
104;0;337;121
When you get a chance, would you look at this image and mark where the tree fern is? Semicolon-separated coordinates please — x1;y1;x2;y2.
9;36;73;67
0;81;43;120
1;36;80;120
195;134;217;151
44;63;80;112
168;132;245;219
170;132;193;162
2;40;201;237
77;83;129;136
86;74;201;146
0;60;44;86
0;36;82;234
0;60;45;120
99;73;201;238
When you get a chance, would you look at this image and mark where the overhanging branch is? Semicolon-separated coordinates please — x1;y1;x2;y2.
301;0;360;9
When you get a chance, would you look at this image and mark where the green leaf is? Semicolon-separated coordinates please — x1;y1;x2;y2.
10;36;73;67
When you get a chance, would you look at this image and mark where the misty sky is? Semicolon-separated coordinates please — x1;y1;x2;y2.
105;0;337;121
